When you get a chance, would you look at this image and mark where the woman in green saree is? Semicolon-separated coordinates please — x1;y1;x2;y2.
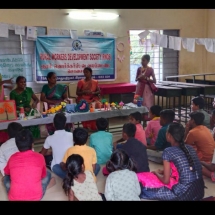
40;72;72;135
10;76;40;138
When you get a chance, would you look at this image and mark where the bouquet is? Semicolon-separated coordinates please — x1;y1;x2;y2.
133;95;143;104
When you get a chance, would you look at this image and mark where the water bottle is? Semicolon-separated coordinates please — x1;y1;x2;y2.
19;107;25;120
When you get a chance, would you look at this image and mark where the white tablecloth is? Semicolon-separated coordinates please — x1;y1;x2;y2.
0;106;148;130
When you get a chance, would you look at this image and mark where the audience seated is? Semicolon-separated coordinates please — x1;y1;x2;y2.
0;122;23;176
103;123;149;176
52;128;100;180
104;149;141;201
40;113;74;170
184;111;215;163
190;96;210;129
3;129;55;201
62;154;104;201
147;109;175;164
138;122;205;201
89;118;113;165
113;111;147;148
145;105;162;146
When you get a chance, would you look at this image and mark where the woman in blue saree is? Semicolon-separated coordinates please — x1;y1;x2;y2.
40;72;72;135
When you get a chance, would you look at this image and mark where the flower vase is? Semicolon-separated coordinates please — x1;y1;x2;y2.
137;100;142;107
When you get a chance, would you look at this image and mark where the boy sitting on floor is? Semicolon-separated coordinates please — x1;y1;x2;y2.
89;118;113;165
184;111;215;163
52;128;100;180
103;123;149;176
114;111;147;148
2;129;55;201
40;113;74;171
190;96;210;129
0;122;23;176
145;105;162;146
146;109;175;164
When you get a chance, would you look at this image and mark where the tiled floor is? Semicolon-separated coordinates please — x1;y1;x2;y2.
0;116;215;201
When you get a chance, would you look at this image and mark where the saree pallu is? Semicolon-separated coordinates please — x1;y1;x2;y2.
42;84;73;135
135;67;155;110
76;79;100;131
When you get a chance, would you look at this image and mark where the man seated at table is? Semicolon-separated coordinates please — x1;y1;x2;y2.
184;111;215;163
190;96;210;129
146;109;175;164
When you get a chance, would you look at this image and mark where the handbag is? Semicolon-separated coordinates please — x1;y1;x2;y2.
148;81;158;93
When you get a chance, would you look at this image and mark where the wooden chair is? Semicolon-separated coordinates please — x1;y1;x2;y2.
68;82;78;103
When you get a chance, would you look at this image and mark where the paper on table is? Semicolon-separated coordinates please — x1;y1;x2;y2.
0;23;8;38
26;26;37;40
158;34;167;48
182;38;187;49
138;30;150;39
196;38;205;45
174;37;182;51
15;25;25;35
70;30;78;40
169;36;175;49
186;38;195;52
204;38;214;52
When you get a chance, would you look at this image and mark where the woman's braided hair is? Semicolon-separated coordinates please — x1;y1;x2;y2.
167;122;195;171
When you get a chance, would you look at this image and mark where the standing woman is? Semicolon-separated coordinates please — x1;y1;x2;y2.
76;67;101;131
40;72;72;135
135;54;156;110
9;76;40;138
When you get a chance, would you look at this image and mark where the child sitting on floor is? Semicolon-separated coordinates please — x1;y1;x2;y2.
89;118;113;165
62;154;104;201
104;149;141;201
114;111;147;148
3;129;56;201
147;109;175;164
145;105;162;146
103;123;149;176
53;128;100;180
0;122;23;176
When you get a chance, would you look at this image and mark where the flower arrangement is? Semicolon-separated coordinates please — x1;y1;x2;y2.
46;102;67;114
119;101;124;107
133;94;143;105
134;95;143;101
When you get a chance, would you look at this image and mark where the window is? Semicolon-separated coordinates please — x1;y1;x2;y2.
129;30;179;83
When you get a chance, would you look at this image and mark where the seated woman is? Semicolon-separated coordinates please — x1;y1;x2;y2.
138;122;205;201
9;76;40;138
40;72;72;135
76;67;101;131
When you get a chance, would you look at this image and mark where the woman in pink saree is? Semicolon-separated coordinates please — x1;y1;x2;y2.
135;54;156;110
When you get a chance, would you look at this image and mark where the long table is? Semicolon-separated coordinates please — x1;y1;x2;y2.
0;106;148;130
99;83;136;104
159;81;215;96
